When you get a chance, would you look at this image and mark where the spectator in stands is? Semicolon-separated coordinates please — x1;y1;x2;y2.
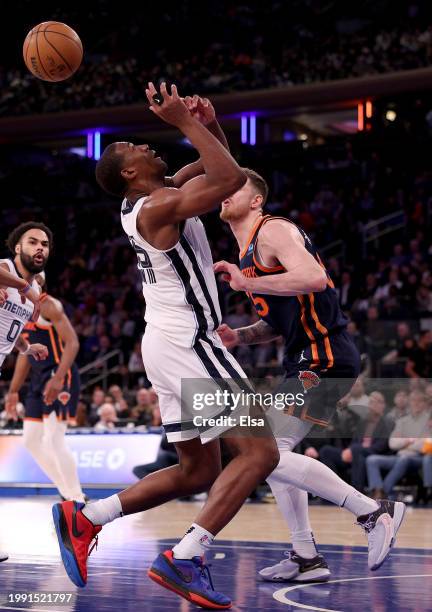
88;388;105;426
382;322;413;363
131;388;153;426
94;403;118;431
366;391;431;498
387;390;409;425
337;377;369;418
405;331;432;378
108;384;130;418
320;391;391;492
74;400;90;428
337;271;356;310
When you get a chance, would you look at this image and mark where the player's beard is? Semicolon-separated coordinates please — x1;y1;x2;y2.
19;250;47;274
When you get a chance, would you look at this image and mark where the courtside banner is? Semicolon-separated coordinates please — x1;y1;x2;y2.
181;377;432;440
0;431;162;485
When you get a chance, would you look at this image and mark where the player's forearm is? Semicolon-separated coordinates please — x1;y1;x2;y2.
53;341;79;381
237;320;281;345
246;268;327;296
179;118;245;192
0;268;28;291
207;119;229;151
9;353;31;392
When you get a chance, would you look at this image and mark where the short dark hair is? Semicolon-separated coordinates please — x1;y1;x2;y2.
6;222;53;254
242;168;269;205
95;143;127;197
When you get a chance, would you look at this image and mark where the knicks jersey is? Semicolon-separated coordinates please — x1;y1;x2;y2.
22;297;78;392
121;196;222;348
0;259;39;369
239;215;348;368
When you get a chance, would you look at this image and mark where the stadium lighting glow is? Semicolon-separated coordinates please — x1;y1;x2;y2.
366;101;373;119
357;103;364;131
241;116;248;144
299;133;308;141
87;133;93;158
249;115;256;146
386;110;397;122
94;132;101;160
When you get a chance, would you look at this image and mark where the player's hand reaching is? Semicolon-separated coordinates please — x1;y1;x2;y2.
0;288;8;305
184;95;216;126
43;375;63;405
146;82;192;128
217;324;240;349
4;392;19;421
27;343;49;361
214;261;249;292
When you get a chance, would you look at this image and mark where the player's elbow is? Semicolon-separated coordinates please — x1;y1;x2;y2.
310;270;327;293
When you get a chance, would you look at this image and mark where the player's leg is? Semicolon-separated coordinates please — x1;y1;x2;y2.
43;411;85;503
22;398;70;499
260;421;330;583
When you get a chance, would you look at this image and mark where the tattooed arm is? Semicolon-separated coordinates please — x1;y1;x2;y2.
217;320;281;348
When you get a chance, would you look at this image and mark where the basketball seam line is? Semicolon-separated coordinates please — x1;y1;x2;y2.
42;25;73;75
38;30;83;52
34;23;51;79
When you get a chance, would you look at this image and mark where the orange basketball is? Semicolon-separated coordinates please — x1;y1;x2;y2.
23;21;83;82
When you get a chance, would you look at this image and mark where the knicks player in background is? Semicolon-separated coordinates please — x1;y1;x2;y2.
52;83;279;610
5;270;85;504
0;222;51;563
215;170;406;580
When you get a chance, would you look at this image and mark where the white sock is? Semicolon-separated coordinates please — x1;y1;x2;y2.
43;413;85;502
22;419;69;498
269;482;317;558
172;523;214;559
269;448;379;517
82;494;123;526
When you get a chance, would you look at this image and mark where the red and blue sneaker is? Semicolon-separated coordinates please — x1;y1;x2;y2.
52;501;101;587
148;550;232;609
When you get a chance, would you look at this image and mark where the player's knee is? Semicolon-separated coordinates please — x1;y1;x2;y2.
180;457;220;490
250;437;280;476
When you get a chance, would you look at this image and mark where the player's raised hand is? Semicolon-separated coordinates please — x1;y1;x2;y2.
214;260;248;292
146;82;192;128
4;392;19;421
0;288;8;305
184;95;216;126
217;324;239;349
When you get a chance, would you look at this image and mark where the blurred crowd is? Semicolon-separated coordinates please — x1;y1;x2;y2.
1;1;432;116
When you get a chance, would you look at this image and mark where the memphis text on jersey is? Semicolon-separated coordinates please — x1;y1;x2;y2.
0;300;33;320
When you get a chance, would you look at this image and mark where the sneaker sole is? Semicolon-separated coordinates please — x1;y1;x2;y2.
147;567;232;610
52;504;86;588
258;568;331;583
370;501;406;571
0;554;8;562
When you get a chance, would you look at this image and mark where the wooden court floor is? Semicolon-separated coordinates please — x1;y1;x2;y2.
1;497;432;611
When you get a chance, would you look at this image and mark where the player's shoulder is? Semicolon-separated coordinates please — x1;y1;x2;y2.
40;295;64;317
259;216;300;241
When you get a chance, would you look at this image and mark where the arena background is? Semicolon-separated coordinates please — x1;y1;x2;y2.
1;2;432;611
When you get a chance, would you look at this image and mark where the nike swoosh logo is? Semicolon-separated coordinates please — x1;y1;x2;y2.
72;505;84;538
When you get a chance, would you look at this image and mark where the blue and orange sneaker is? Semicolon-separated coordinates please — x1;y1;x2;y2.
52;501;101;587
148;550;232;609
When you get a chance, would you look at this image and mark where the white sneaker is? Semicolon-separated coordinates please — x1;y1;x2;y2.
0;551;8;562
357;499;406;571
258;551;331;583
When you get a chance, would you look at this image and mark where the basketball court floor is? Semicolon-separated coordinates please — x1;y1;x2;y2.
1;497;432;611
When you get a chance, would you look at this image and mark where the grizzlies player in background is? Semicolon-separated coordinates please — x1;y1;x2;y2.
216;169;406;579
52;83;279;610
6;271;84;503
0;222;51;563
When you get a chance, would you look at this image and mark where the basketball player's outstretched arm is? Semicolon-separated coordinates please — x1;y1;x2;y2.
40;297;79;405
215;220;327;296
165;95;229;188
141;83;246;226
0;263;41;317
218;320;281;349
5;353;31;420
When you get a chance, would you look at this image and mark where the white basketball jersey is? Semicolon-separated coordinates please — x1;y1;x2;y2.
121;197;222;347
0;259;39;369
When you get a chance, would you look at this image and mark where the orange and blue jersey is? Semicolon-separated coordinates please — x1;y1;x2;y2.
22;309;79;422
239;214;349;370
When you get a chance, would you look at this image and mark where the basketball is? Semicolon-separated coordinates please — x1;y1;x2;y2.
23;21;83;82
